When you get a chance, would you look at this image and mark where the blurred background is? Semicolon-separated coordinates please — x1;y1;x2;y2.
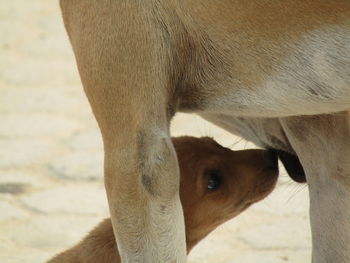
0;1;311;262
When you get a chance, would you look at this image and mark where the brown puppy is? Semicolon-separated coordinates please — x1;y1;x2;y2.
48;136;278;263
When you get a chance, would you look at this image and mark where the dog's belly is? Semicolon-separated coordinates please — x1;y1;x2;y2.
198;113;290;152
183;25;350;118
176;1;350;117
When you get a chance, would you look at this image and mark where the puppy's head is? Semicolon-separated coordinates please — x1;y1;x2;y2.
172;136;279;251
48;136;279;263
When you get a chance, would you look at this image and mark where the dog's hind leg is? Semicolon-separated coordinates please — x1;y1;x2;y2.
281;113;350;263
60;1;186;262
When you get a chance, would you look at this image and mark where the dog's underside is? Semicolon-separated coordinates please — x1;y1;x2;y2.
60;0;350;262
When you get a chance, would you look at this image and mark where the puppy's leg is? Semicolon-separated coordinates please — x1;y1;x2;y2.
281;114;350;263
60;1;186;262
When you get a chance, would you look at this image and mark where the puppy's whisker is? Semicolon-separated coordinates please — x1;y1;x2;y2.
202;125;211;138
286;185;307;203
227;138;244;150
244;141;249;150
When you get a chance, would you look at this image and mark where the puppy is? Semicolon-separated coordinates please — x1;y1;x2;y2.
48;136;278;263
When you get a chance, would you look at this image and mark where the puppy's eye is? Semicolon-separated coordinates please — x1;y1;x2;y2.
207;170;222;191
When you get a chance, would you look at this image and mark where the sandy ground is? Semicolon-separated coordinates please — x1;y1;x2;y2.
0;1;311;262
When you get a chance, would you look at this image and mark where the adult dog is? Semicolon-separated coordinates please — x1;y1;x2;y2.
60;0;350;262
48;136;278;262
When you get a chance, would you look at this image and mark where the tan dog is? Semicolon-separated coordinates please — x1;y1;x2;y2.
59;1;350;262
48;136;278;263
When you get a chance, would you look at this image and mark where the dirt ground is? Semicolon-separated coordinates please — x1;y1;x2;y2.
0;1;311;262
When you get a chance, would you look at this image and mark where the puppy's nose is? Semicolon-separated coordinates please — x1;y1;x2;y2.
263;149;278;169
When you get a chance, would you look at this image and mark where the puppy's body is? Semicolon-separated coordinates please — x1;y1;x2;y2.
60;1;350;262
48;137;278;263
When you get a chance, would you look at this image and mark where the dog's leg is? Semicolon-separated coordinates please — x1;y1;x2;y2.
60;1;186;262
281;113;350;262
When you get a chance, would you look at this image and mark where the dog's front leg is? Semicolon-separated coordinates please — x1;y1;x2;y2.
59;1;186;262
281;114;350;263
102;127;186;263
